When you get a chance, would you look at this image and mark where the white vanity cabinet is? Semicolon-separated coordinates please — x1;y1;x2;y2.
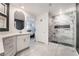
0;33;30;56
3;36;17;56
17;34;30;52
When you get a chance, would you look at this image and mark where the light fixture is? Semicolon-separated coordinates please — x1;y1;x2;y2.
21;6;24;9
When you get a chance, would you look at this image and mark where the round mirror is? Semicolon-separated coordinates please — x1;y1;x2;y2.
14;11;25;30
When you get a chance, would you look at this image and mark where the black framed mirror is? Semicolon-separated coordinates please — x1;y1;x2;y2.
14;11;25;30
0;3;9;31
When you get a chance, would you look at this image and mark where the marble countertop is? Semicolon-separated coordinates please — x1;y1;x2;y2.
0;32;30;38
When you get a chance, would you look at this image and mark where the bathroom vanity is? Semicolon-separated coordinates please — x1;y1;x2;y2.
0;33;30;56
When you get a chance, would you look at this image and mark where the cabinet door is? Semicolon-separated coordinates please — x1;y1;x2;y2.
3;36;16;56
17;35;24;52
17;35;30;52
23;35;30;48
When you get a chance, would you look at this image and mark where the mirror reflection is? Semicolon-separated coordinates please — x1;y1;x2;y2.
0;16;6;28
14;11;25;30
0;3;9;31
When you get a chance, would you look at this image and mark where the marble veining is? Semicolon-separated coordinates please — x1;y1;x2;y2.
48;11;76;46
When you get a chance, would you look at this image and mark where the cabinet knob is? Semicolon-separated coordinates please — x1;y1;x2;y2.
24;39;26;42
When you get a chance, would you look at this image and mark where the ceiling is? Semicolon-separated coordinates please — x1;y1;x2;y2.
11;3;75;17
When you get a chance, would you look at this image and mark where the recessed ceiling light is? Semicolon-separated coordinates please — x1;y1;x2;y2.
21;6;24;9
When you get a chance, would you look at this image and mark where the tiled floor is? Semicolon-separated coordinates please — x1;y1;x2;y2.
16;39;78;56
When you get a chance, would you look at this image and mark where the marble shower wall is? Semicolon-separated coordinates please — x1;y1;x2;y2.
48;11;76;46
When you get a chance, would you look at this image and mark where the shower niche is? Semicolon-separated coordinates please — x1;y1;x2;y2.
54;25;70;29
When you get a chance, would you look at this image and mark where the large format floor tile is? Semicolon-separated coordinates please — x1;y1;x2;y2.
16;40;78;56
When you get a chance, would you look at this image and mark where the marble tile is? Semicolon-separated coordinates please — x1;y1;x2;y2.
48;12;76;46
16;41;78;56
